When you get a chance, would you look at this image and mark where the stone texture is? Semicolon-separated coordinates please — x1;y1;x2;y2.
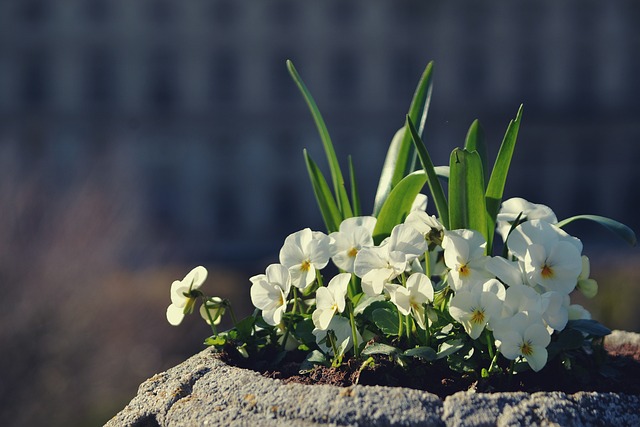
106;331;640;427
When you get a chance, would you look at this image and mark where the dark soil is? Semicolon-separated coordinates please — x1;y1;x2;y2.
219;340;640;399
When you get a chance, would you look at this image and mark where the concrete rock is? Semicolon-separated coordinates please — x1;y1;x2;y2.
106;331;639;426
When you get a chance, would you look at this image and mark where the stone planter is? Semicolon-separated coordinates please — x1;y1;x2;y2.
106;330;640;426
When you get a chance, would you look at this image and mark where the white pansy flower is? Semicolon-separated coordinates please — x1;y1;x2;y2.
411;193;429;212
442;229;491;291
404;210;445;247
199;297;225;326
313;315;362;356
540;291;569;332
496;197;557;242
486;256;526;287
166;266;208;326
250;264;292;326
501;284;548;319
507;220;583;294
493;312;552;372
387;223;430;264
355;245;406;296
279;228;332;290
312;273;351;330
449;279;506;339
329;216;376;273
388;273;434;329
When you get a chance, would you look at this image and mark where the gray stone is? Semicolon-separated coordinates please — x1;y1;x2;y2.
106;331;639;426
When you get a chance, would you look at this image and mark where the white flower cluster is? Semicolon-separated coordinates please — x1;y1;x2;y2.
250;196;596;371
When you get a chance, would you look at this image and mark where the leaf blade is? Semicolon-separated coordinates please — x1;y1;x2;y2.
556;214;637;246
287;60;352;219
304;149;342;233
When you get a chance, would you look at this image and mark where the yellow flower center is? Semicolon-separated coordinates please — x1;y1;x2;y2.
347;247;359;258
301;260;311;272
458;264;470;277
520;340;534;356
541;264;554;279
470;308;485;324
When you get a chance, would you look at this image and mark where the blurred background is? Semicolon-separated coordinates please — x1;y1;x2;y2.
0;0;639;425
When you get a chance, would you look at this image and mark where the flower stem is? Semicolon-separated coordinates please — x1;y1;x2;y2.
405;314;412;345
347;301;360;358
202;297;218;336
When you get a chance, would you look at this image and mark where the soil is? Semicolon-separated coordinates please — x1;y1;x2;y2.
219;339;640;399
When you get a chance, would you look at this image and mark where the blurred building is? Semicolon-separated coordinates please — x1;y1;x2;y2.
0;0;639;265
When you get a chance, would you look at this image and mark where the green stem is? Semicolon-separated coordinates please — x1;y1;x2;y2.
292;287;300;314
405;314;412;345
316;269;324;287
202;297;218;336
485;329;495;360
424;250;431;277
398;309;404;337
348;301;360;358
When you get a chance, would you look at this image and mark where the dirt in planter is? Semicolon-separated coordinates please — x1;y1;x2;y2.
219;340;640;399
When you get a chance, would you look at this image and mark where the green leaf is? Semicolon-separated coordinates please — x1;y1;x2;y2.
372;170;427;244
361;343;400;356
485;105;523;252
406;116;449;229
373;62;434;214
204;334;227;346
299;350;329;372
373;128;405;216
287;60;352;219
567;319;612;337
304;149;342;232
235;316;256;341
371;307;400;336
293;317;316;346
404;346;437;361
464;119;488;185
436;339;465;359
448;148;487;242
348;155;361;217
556;215;637;247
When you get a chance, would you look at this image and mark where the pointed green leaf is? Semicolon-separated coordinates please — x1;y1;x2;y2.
448;148;487;242
373;62;434;214
287;60;352;219
556;214;637;246
362;343;400;356
485;105;523;252
373;127;405;216
407;116;449;228
372;171;427;244
404;346;437;361
348;155;361;217
304;149;342;233
464;119;488;185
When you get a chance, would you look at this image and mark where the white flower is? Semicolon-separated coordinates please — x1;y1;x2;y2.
404;210;445;247
313;315;362;356
329;216;376;273
388;273;434;329
411;193;429;212
442;229;491;291
500;284;547;319
486;256;526;287
199;297;225;326
540;291;569;332
387;223;430;263
496;197;557;242
279;228;332;290
449;279;505;339
250;264;292;326
166;266;208;326
312;273;351;330
507;220;583;294
493;312;552;372
354;245;406;296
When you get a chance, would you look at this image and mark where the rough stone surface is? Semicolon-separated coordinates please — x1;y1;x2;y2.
106;331;640;427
